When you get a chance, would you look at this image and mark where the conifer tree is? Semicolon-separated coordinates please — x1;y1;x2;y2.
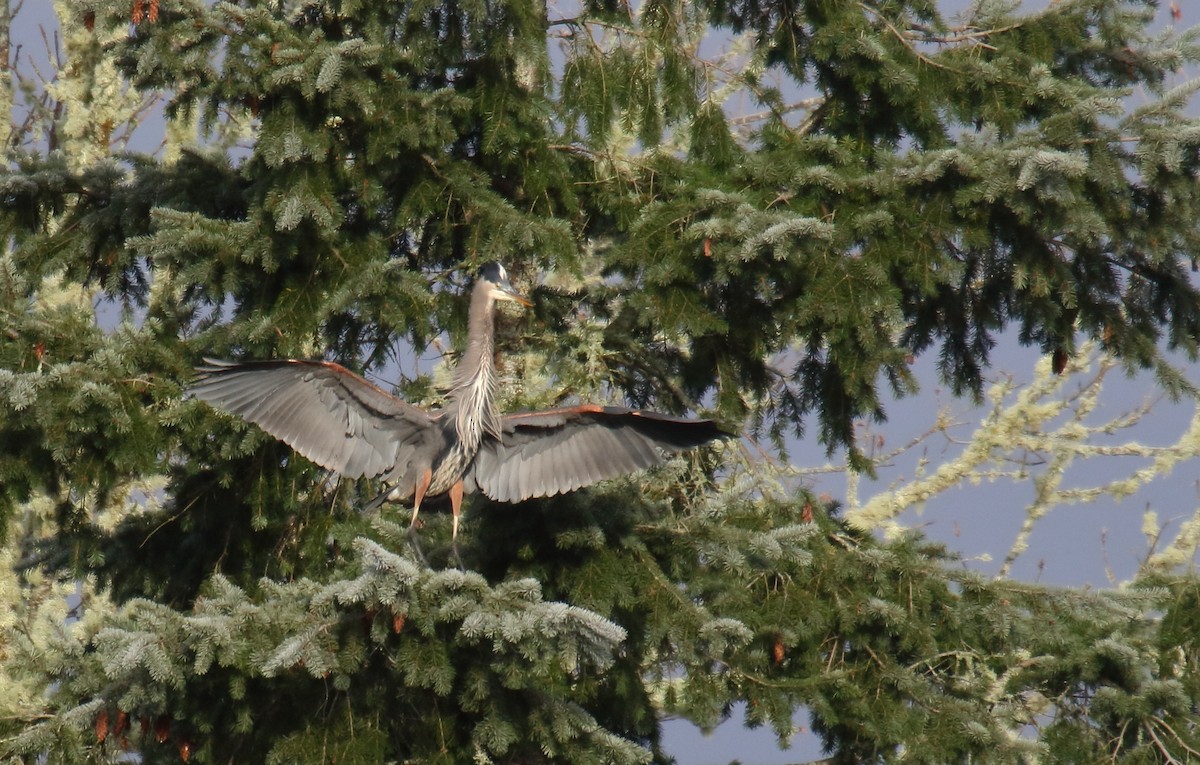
3;1;1200;764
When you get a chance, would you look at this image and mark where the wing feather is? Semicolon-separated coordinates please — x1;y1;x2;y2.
189;358;437;480
564;430;590;493
471;405;726;502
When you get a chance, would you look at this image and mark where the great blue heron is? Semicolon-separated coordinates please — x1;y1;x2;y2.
190;263;726;542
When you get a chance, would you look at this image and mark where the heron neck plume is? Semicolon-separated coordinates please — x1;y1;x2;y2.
447;280;503;447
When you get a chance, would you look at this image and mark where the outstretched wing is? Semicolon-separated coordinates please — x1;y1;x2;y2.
469;404;727;502
189;359;437;480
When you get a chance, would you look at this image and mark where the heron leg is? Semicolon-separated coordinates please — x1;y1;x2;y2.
410;469;432;529
449;481;464;541
449;480;464;568
406;470;433;565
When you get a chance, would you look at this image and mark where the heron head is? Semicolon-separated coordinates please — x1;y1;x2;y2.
478;262;532;306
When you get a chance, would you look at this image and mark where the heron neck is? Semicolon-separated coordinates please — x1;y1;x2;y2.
448;282;502;446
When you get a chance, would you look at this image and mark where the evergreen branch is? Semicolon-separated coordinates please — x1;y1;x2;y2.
859;3;963;74
846;343;1200;579
1147;716;1200;762
726;98;823;128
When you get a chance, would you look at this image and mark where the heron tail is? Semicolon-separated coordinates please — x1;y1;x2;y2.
363;488;393;513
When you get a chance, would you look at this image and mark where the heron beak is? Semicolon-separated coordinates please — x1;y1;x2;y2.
494;284;532;307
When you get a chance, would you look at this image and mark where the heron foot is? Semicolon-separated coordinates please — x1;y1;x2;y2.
406;524;430;567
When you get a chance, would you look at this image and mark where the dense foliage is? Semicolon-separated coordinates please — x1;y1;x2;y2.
3;0;1200;762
